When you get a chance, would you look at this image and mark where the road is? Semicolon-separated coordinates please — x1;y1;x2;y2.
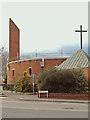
2;99;88;118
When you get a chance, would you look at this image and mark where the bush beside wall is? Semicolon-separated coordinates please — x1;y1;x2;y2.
37;68;88;94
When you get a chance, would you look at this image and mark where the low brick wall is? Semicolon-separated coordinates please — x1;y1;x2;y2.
39;93;89;100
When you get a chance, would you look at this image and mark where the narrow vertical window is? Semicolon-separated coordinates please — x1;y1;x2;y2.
8;65;10;70
29;67;32;76
12;69;14;77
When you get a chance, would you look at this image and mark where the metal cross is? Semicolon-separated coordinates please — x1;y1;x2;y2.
75;25;87;49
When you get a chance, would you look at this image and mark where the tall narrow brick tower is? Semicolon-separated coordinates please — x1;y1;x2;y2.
9;18;20;62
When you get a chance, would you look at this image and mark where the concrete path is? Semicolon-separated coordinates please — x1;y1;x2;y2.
3;90;89;103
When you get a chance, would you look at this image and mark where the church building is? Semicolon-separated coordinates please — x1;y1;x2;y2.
7;19;89;88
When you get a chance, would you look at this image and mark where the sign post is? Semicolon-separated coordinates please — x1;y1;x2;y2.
32;74;35;95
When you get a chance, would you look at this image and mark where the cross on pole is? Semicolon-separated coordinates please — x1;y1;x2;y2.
75;25;87;49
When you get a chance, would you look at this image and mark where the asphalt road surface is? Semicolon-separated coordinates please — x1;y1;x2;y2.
2;99;88;118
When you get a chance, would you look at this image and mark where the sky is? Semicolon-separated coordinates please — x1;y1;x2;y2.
0;2;88;57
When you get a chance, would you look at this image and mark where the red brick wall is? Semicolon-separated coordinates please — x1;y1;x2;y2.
39;93;89;100
83;67;90;89
7;58;67;84
9;18;20;62
43;58;67;70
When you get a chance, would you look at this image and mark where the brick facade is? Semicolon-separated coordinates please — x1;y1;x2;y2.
9;18;20;62
7;58;67;84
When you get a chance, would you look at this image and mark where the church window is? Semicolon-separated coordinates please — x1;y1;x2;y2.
12;69;14;77
29;67;32;76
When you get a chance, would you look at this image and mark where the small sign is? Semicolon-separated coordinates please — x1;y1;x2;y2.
32;74;35;78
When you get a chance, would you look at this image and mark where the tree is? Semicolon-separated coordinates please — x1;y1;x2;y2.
0;46;8;84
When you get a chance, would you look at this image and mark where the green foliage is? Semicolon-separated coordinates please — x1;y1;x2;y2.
14;71;31;93
72;68;88;93
38;68;88;93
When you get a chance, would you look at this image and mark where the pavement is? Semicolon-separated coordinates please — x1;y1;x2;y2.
2;90;89;103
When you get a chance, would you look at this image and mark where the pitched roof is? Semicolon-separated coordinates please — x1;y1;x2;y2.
56;49;90;70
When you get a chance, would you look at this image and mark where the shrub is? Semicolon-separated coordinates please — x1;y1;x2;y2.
14;71;31;93
38;68;88;93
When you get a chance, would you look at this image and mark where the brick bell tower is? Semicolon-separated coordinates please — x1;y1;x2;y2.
9;18;20;62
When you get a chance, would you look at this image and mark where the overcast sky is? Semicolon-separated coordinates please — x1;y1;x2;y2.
0;2;88;57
